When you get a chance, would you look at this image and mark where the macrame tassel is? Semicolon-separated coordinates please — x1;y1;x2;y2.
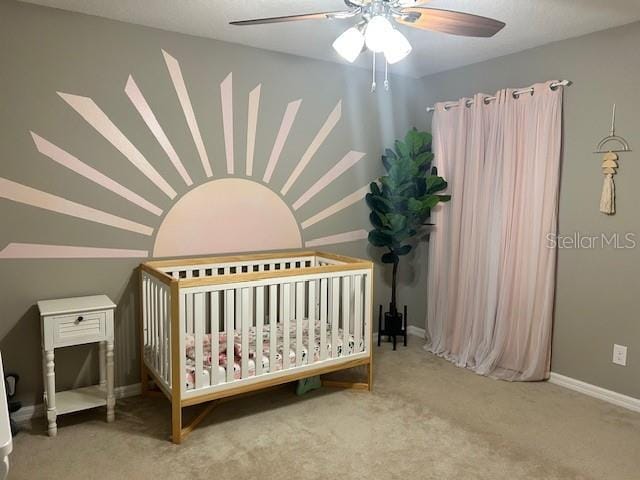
599;152;618;215
600;173;615;214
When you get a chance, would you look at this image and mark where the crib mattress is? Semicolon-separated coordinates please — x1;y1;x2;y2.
184;319;363;389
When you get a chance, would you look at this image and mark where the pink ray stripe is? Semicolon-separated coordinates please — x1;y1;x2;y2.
281;100;341;195
0;177;153;236
0;243;148;259
305;229;368;247
301;185;369;229
292;151;366;210
58;92;177;199
125;75;193;186
246;84;261;176
263;99;302;183
31;132;162;216
162;50;212;177
221;72;234;174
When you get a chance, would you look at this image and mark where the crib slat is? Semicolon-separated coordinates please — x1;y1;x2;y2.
255;286;264;376
143;276;149;364
241;288;250;379
282;283;291;370
211;291;220;385
159;286;165;381
364;273;372;353
308;280;316;364
166;289;172;387
152;280;158;372
269;285;277;373
320;278;328;361
185;292;194;335
354;274;363;353
331;277;340;359
295;282;304;366
225;289;235;383
179;292;187;391
148;279;154;370
342;275;351;356
235;289;242;332
163;285;169;382
194;292;205;390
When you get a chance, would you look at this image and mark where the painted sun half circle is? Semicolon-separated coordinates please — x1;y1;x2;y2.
153;178;302;257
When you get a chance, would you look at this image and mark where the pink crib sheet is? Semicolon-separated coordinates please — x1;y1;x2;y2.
184;319;363;389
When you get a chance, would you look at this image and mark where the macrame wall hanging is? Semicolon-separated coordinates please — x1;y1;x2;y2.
594;104;632;215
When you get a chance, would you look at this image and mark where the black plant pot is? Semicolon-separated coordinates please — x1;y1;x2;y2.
377;305;408;351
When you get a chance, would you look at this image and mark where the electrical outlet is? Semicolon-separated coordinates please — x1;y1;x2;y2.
613;344;628;366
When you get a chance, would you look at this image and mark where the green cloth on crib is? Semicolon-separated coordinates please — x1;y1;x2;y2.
296;376;322;396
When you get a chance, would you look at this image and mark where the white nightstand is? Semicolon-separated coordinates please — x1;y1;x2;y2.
38;295;116;436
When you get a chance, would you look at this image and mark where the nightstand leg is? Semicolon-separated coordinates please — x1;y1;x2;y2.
99;341;106;388
106;341;115;422
45;349;57;436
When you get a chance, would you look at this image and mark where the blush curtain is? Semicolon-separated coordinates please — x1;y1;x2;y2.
425;81;563;381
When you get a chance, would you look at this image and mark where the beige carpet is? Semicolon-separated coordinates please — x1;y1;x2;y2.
10;338;640;480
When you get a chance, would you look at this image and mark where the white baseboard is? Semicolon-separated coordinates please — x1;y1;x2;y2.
548;373;640;413
12;383;142;425
407;325;426;338
373;325;426;340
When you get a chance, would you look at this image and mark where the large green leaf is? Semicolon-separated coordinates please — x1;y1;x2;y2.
368;229;393;247
386;213;407;233
369;181;381;196
395;139;409;158
404;128;426;155
365;193;393;214
369;211;388;229
426;176;447;194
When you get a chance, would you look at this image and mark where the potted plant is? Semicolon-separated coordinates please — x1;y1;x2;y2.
366;128;450;349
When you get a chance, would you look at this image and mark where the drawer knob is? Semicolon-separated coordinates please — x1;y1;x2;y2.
77;316;84;323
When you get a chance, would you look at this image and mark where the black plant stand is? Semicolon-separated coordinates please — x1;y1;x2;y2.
377;304;407;351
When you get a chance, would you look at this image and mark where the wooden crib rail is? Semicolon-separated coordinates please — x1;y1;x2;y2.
177;261;371;289
144;250;365;269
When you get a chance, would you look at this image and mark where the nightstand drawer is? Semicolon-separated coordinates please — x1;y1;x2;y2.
52;311;107;346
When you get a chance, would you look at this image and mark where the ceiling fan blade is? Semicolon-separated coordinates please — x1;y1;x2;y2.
396;7;505;37
230;11;350;26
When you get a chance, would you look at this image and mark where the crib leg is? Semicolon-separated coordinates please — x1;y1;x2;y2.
140;364;150;396
171;403;182;444
321;359;373;392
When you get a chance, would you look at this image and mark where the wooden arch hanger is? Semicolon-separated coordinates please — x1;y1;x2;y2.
594;104;632;153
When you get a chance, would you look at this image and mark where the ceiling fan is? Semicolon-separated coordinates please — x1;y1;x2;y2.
230;1;506;72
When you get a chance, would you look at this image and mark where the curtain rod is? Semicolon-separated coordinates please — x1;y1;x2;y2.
425;80;572;113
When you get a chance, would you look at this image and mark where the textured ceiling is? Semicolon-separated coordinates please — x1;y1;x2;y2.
19;0;640;77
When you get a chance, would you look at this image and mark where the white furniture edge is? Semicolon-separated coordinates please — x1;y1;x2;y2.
12;383;141;425
37;295;116;317
0;353;13;480
548;372;640;413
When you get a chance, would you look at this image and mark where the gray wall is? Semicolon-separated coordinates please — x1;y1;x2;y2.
0;0;427;406
417;22;640;399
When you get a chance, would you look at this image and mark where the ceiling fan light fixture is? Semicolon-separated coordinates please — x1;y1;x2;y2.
333;26;365;63
364;15;393;53
384;29;412;64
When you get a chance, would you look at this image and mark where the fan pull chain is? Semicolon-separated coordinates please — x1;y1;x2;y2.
384;58;389;91
371;53;376;92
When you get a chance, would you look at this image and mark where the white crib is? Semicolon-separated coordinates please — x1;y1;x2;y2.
140;251;373;443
